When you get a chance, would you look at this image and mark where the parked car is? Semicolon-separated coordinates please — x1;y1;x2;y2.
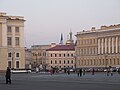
11;69;31;74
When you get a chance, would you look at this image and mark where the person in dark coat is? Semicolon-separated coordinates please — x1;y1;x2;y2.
5;67;11;84
77;69;80;77
79;68;82;77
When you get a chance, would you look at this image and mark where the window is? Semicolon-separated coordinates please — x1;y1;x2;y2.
7;26;12;33
55;54;57;57
59;54;61;57
71;60;73;64
55;60;57;64
117;58;119;65
16;61;19;68
16;53;19;57
68;60;69;64
67;54;69;57
71;54;73;57
64;54;65;57
51;54;52;57
15;37;20;45
7;37;12;45
8;52;12;57
15;27;19;33
59;60;61;64
51;60;52;64
8;61;12;68
64;60;65;64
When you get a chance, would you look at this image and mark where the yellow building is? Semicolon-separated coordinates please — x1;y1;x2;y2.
46;44;75;70
0;12;25;71
46;32;75;70
30;45;51;70
76;24;120;69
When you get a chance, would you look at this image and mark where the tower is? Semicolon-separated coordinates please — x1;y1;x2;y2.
59;33;63;45
66;31;74;45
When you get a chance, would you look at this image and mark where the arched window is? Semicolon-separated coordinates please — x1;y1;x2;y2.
51;60;52;64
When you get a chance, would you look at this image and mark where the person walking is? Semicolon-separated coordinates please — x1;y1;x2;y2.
5;67;11;84
83;69;85;75
77;69;80;77
79;68;82;77
67;69;70;75
107;69;110;76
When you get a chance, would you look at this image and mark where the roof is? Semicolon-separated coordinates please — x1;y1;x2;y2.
46;44;75;51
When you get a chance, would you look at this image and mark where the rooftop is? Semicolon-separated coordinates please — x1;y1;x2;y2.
46;44;75;51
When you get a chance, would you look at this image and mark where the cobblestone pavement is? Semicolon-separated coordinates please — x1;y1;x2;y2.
0;72;120;90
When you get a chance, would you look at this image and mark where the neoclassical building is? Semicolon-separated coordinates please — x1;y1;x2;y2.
76;24;120;68
46;32;75;70
0;12;25;71
46;44;75;69
30;45;51;70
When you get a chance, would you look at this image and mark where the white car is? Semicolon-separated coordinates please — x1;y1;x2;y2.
11;69;31;74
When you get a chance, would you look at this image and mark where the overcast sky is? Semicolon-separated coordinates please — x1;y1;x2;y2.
0;0;120;48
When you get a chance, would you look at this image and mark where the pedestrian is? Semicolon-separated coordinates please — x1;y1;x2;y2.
67;69;70;75
83;69;85;75
77;69;80;77
5;67;11;84
118;68;120;75
79;68;82;77
110;68;113;76
107;69;110;76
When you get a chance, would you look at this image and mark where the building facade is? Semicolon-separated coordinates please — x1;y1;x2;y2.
30;45;51;70
46;44;75;70
0;12;25;71
46;32;75;70
25;48;32;69
76;24;120;69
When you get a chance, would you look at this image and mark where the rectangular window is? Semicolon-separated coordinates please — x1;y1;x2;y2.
7;37;12;45
15;37;20;45
15;27;19;33
7;26;12;33
51;54;52;57
16;53;19;57
8;53;12;57
16;61;19;68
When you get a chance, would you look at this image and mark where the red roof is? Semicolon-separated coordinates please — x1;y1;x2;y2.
46;45;75;51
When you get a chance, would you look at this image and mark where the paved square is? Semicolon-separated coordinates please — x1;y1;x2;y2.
0;72;120;90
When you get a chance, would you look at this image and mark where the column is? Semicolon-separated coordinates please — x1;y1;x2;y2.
101;38;104;54
116;36;118;53
105;38;107;53
112;37;114;53
108;37;111;54
98;38;100;54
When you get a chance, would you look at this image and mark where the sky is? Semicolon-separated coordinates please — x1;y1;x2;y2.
0;0;120;48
